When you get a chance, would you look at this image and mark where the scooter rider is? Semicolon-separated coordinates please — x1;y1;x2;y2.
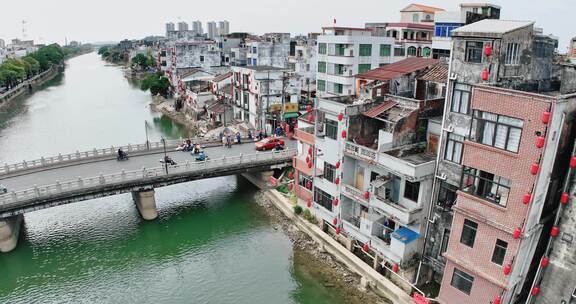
117;148;127;160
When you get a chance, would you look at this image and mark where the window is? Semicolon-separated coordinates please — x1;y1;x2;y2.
324;163;336;183
334;83;343;94
423;47;431;57
413;13;419;22
317;79;326;91
252;46;257;53
394;47;405;57
465;41;483;63
161;61;167;66
470;110;523;153
460;219;478;247
505;43;520;65
359;44;372;56
451;268;474;295
437;181;458;210
407;46;417;57
298;173;313;191
325;118;338;140
445;133;464;164
440;228;450;256
358;64;372;74
318;61;326;73
200;55;205;62
450;83;471;114
491;239;508;265
404;181;420;202
461;166;511;207
318;43;327;54
334;64;345;75
335;44;346;56
314;187;333;211
252;58;257;66
380;44;391;56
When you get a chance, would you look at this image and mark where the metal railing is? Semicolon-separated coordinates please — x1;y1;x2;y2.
345;142;377;161
0;149;296;209
0;136;240;176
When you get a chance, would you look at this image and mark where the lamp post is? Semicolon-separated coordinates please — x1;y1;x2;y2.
161;136;168;174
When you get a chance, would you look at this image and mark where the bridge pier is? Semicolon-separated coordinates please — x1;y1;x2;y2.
132;190;158;220
0;215;24;253
241;171;275;190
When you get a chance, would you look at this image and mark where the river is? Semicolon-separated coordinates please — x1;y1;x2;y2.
0;52;347;304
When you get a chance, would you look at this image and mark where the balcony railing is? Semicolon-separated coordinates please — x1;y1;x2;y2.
295;127;315;145
342;184;369;204
345;142;376;161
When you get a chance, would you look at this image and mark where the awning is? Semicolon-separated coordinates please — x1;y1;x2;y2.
282;112;299;119
391;227;420;244
363;100;397;118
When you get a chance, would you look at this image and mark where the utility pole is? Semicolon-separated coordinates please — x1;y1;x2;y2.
144;121;150;150
266;69;270;135
281;71;286;128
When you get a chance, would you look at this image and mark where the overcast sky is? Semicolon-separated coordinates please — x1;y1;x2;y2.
1;0;573;50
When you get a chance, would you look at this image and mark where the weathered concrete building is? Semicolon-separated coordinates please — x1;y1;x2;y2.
288;34;318;104
415;19;576;304
246;33;291;68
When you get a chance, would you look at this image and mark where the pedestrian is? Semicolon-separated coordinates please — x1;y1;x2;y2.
248;130;253;140
226;135;232;148
236;132;241;145
222;134;227;147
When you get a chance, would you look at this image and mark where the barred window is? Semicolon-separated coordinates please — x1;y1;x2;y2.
359;44;372;56
437;181;458;210
470;110;523;153
505;43;520;65
298;173;313;191
380;44;391;56
314;187;333;212
317;80;326;92
324;119;338;140
324;163;336;183
461;166;511;207
318;43;327;54
318;61;326;73
440;228;450;256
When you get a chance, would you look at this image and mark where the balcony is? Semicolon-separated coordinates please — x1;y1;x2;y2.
371;180;422;226
292;156;321;177
344;141;435;182
295;184;313;202
295;127;315;145
341;184;369;205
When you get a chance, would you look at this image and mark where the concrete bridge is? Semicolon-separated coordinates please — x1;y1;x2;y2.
0;137;296;252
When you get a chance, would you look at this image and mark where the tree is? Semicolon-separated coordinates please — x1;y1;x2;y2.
131;53;154;70
23;56;40;76
141;72;169;97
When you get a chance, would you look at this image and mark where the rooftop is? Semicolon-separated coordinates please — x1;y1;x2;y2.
401;3;445;13
321;26;372;32
417;62;448;83
460;3;501;9
239;65;287;72
212;71;232;82
384;143;436;166
355;57;439;81
452;19;534;37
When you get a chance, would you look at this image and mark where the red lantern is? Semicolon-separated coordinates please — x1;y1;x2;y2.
503;264;512;275
306;156;310;163
482;69;489;81
335;161;341;169
392;263;399;273
288;183;293;191
332;218;338;225
530;163;540;175
288;132;294;140
485;44;492;57
307;161;313;168
561;192;569;205
364;191;370;199
341;130;347;138
338;112;344;121
523;193;532;205
306;105;312;113
531;287;540;296
307;199;312;208
307;115;313;123
306;180;312;189
570;156;576;168
362;243;369;252
551;226;559;237
335;227;341;235
308;147;312;155
513;228;522;239
333;198;339;206
541;111;551;124
536;136;545;148
335;177;340;185
541;256;550;268
493;296;501;304
288;171;294;179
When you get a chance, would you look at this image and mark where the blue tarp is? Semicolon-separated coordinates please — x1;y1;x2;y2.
391;227;420;244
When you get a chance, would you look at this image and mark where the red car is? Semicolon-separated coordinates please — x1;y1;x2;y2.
255;137;285;151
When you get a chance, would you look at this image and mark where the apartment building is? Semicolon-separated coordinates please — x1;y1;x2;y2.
316;27;396;97
293;57;447;288
230;66;299;132
288;35;318;104
432;3;501;59
570;37;576;63
412;19;576;304
246;33;291;68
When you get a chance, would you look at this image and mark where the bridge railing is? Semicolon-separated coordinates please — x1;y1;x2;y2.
0;136;244;176
0;149;296;209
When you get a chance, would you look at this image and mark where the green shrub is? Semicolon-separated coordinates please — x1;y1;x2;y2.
293;205;303;215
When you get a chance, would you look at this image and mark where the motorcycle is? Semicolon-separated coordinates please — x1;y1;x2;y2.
195;151;209;161
159;158;177;166
117;153;129;161
0;184;7;194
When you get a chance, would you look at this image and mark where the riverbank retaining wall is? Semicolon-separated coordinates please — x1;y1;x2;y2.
0;66;61;108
